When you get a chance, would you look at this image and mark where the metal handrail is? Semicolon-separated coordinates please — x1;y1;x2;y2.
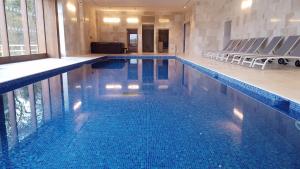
0;44;38;56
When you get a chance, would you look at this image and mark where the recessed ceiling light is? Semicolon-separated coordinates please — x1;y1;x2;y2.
241;0;252;10
127;17;139;24
103;17;121;23
66;2;76;13
159;18;170;23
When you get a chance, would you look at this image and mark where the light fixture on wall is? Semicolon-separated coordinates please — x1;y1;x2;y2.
270;18;280;23
289;19;300;23
66;2;76;13
159;18;170;23
103;17;121;23
183;0;192;9
127;17;139;24
241;0;253;10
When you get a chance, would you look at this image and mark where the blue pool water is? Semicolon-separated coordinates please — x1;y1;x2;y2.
1;59;300;168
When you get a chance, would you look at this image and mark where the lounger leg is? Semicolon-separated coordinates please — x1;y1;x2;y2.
241;59;246;65
218;54;225;61
230;55;237;63
251;59;259;68
231;55;240;64
249;59;256;67
237;57;243;64
252;58;269;69
241;57;252;66
261;59;271;70
224;55;230;62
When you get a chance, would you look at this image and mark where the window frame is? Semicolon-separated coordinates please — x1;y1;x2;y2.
0;0;47;64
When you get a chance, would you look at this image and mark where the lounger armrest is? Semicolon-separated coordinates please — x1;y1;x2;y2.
240;54;259;58
254;55;278;60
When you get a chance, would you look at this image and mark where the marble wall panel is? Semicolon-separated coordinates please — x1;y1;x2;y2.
185;0;300;57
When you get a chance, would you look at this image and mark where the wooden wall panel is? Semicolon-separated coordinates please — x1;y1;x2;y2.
35;0;46;53
0;0;9;56
20;0;31;55
43;0;60;58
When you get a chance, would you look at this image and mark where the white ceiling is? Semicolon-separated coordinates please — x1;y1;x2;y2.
87;0;191;12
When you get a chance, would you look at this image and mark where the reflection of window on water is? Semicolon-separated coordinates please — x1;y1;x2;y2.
3;94;13;147
34;82;44;127
1;82;45;149
14;86;34;141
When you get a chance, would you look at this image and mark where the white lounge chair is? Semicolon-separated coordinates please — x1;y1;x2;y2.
210;40;241;59
252;35;300;69
254;37;300;68
216;39;248;61
240;36;284;67
205;40;233;58
223;38;256;62
231;37;268;64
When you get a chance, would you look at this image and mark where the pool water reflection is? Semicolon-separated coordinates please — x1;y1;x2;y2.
0;59;300;168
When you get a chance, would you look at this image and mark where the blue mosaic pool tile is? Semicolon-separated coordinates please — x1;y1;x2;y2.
177;57;300;120
103;55;176;60
1;56;300;168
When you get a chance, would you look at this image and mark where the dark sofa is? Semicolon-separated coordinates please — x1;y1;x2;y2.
91;42;125;54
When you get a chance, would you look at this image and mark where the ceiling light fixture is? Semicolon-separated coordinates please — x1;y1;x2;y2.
66;2;76;13
159;18;170;23
103;17;121;23
289;19;300;23
270;18;280;23
127;17;139;24
183;0;192;9
241;0;253;10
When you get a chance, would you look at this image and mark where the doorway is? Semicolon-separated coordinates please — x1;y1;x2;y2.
127;29;138;53
158;29;169;53
223;20;232;48
142;24;154;52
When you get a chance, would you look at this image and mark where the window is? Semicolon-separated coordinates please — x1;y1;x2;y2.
27;0;38;54
0;0;45;60
5;0;25;56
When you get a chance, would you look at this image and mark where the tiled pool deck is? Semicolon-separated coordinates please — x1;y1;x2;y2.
0;54;299;114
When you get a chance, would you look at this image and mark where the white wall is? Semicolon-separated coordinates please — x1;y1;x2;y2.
96;11;184;54
59;0;97;56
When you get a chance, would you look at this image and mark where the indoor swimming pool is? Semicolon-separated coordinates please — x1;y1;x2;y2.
0;58;300;168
